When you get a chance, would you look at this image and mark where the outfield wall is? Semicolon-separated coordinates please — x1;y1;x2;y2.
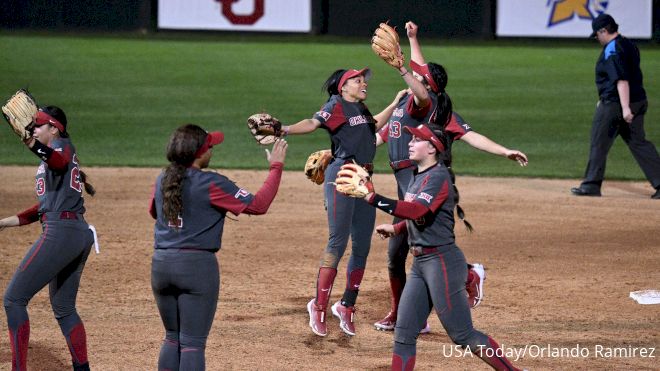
1;0;659;41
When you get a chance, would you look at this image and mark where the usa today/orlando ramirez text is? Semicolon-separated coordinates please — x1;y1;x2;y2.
441;344;656;361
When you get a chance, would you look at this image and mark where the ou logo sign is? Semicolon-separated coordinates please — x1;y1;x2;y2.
215;0;264;25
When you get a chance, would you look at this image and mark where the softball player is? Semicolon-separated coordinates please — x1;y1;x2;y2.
149;124;287;370
373;21;529;332
0;106;97;371
273;68;402;336
352;123;522;370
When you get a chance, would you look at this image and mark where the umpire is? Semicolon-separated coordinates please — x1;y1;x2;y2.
571;13;660;199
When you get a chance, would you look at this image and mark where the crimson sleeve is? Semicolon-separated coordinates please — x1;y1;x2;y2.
17;203;39;225
46;150;69;171
378;124;389;143
148;183;157;219
393;220;407;235
243;162;284;215
368;193;430;220
405;94;430;119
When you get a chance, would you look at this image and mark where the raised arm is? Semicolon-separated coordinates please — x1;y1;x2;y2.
406;21;426;65
460;131;528;166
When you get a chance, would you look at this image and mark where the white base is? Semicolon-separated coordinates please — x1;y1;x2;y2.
629;290;660;305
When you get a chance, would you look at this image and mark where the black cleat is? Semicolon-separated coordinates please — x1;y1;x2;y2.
652;188;660;200
570;187;601;197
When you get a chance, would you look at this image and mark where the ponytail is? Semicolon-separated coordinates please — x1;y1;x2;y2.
322;69;346;97
161;124;207;225
161;163;187;225
79;170;96;196
431;126;473;233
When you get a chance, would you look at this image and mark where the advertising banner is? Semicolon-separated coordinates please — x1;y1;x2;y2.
158;0;311;32
497;0;652;39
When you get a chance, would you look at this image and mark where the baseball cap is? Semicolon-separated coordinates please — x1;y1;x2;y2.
34;108;66;134
195;131;224;158
338;68;372;92
590;13;617;38
410;60;440;93
404;124;445;152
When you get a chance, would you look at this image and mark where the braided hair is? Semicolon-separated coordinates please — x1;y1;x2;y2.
161;124;207;225
41;106;95;196
428;100;473;233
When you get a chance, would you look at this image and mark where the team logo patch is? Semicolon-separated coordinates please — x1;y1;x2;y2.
316;111;331;121
235;189;250;199
392;108;404;118
547;0;608;28
404;192;415;202
417;192;433;202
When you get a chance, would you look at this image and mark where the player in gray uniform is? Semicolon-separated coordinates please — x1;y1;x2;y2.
373;21;529;332
149;124;287;370
0;106;96;371
346;123;523;370
271;68;403;336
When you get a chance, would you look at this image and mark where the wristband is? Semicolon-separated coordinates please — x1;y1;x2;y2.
29;140;53;161
400;70;409;77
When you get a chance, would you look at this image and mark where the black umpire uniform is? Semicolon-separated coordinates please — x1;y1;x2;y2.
572;14;660;199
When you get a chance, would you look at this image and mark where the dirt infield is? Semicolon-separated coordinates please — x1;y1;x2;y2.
0;165;658;370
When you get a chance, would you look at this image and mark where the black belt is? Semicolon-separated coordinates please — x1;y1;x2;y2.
40;211;81;222
390;159;414;171
409;246;438;257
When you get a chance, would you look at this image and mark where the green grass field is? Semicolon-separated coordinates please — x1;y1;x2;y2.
0;33;658;180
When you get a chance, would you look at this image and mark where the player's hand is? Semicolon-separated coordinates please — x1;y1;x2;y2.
0;216;20;232
405;21;418;39
265;138;288;164
505;150;528;167
393;89;408;103
375;224;395;239
622;106;634;124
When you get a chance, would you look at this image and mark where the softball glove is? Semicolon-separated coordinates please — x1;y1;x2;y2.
2;89;38;141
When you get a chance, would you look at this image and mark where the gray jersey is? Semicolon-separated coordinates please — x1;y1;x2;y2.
151;168;254;251
36;138;85;215
404;163;455;247
313;95;376;164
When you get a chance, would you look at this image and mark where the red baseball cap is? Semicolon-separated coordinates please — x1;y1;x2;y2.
34;110;66;133
338;68;372;92
195;131;224;158
410;60;440;93
404;124;445;152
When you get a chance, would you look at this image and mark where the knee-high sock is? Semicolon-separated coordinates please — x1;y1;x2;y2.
315;267;337;309
8;319;30;371
473;336;521;371
341;268;364;307
392;341;416;371
57;313;88;367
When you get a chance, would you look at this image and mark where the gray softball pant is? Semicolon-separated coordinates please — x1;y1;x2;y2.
151;249;219;371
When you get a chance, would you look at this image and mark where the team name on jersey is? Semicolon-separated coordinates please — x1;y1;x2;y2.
36;164;46;175
404;192;433;203
316;111;331;121
391;108;404;118
348;115;370;126
417;192;433;202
